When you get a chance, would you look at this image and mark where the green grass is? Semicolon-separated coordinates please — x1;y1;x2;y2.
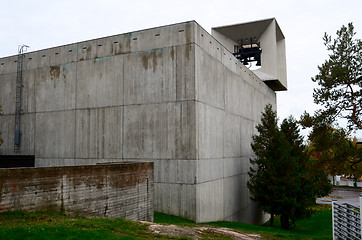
0;205;332;240
0;211;182;240
154;205;332;240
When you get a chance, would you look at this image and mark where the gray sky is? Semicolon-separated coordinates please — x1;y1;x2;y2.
1;0;361;138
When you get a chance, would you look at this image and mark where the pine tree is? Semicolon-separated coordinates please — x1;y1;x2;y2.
312;23;362;131
248;105;331;230
280;117;331;228
247;104;291;228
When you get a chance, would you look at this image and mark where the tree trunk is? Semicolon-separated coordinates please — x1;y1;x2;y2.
270;214;274;227
354;177;357;187
280;214;289;230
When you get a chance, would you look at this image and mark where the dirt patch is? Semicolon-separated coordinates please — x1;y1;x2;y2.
142;222;261;240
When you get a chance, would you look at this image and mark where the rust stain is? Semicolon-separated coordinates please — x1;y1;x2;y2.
117;42;123;54
110;42;114;54
142;51;163;73
62;65;68;83
86;46;92;59
125;34;131;53
152;51;158;73
50;66;61;88
50;66;60;79
170;47;175;62
113;40;131;55
142;53;149;70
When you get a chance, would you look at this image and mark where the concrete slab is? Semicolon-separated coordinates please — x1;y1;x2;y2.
123;102;196;160
76;55;124;109
153;159;196;184
195;45;225;110
123;48;176;105
197;159;224;183
35;110;75;159
35;64;76;112
0;113;35;155
155;182;196;221
196;102;224;159
75;106;123;159
197;179;224;222
0;72;16;115
223;114;241;158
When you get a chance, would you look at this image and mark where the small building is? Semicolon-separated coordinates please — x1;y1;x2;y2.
0;18;287;224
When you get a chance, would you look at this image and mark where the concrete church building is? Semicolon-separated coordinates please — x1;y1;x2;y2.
0;18;287;224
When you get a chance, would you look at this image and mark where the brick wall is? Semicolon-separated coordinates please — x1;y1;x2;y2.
0;162;153;221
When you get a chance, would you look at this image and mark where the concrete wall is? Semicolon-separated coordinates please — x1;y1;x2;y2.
0;20;278;224
0;162;154;221
193;25;275;223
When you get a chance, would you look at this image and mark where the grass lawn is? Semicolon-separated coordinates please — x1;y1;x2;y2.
155;205;332;240
0;205;332;239
0;211;176;240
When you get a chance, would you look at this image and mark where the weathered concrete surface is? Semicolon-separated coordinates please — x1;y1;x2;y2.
0;162;154;221
0;20;283;224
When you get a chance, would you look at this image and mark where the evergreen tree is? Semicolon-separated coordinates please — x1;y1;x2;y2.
247;105;291;229
280;117;331;228
312;23;362;132
248;105;331;230
302;22;362;178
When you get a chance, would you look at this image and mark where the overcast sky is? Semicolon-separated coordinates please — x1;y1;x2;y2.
1;0;361;138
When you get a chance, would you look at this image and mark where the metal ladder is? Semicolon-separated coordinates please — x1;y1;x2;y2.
14;45;29;152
